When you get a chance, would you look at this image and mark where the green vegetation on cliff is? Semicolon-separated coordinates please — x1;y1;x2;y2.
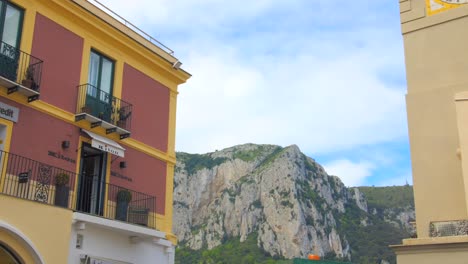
177;152;227;175
334;202;411;264
233;145;267;162
175;233;292;264
358;185;414;210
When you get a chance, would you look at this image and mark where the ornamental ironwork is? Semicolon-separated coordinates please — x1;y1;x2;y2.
34;164;51;203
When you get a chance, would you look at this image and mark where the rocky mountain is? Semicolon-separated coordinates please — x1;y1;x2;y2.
173;144;415;263
359;186;415;235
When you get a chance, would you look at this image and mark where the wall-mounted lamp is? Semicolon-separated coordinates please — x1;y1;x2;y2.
62;140;70;149
119;161;127;169
172;61;182;70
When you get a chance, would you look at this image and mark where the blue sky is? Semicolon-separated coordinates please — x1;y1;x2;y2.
97;0;411;187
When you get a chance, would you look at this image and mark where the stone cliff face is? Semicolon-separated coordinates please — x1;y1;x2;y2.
173;144;414;260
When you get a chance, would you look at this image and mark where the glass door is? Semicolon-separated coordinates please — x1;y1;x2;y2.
0;1;23;82
87;50;114;121
77;144;106;216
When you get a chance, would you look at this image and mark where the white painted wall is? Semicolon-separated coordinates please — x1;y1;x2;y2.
68;223;174;264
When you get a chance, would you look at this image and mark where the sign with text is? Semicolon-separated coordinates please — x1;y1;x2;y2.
18;171;30;183
91;140;124;157
111;171;132;182
0;101;19;122
48;151;76;164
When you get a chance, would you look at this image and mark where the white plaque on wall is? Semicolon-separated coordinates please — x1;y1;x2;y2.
0;101;19;122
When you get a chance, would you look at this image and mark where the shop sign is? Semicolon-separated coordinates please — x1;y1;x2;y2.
92;140;124;157
0;101;19;122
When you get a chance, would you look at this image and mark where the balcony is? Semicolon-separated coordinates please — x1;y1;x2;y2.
0;41;43;102
0;150;156;229
76;175;156;228
75;84;132;139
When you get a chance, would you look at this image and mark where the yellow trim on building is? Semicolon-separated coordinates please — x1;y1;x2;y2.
161;164;176;239
18;0;36;55
168;91;179;157
0;119;14;157
79;39;92;91
103;152;111;218
0;86;176;165
0;119;13;193
113;60;125;100
73;136;89;204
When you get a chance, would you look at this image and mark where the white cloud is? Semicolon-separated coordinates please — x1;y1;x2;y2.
323;159;375;187
96;0;408;160
175;41;406;154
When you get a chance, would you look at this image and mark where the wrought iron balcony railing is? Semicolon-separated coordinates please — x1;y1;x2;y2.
0;150;76;208
76;84;132;138
0;41;43;102
0;150;157;229
74;175;156;228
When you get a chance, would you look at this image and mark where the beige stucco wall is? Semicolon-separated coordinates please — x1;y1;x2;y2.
399;0;468;238
455;93;468;216
394;1;468;262
397;249;468;264
406;86;467;238
394;237;468;264
0;195;73;263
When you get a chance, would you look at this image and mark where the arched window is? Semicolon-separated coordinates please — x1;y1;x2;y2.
0;244;22;264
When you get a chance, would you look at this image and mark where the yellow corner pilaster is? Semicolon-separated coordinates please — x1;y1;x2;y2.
0;119;13;192
113;60;124;99
79;39;91;87
164;164;176;232
18;1;36;55
167;90;178;157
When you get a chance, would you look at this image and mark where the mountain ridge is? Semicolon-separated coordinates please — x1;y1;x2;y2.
173;143;414;263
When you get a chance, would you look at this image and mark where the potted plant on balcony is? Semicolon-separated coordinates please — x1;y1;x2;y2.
22;67;37;90
117;108;131;129
116;189;132;221
81;105;92;114
54;172;70;208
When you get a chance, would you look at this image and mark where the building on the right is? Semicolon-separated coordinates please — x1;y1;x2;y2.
392;1;468;263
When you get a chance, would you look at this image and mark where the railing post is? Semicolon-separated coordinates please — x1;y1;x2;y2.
103;177;109;219
0;151;7;194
